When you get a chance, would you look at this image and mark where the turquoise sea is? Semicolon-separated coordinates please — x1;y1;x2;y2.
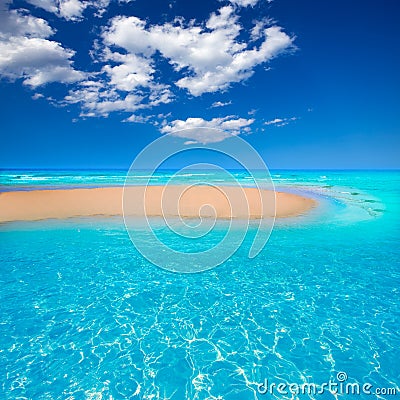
0;170;399;399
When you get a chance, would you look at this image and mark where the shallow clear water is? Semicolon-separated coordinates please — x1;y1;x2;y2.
0;170;399;399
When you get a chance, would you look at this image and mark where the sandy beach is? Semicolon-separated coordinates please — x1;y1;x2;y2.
0;186;316;223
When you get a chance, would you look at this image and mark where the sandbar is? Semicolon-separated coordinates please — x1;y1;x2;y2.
0;186;317;223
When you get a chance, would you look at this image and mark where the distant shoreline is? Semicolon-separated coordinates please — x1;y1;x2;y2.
0;186;316;223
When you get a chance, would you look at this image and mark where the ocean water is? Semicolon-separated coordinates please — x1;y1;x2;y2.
0;170;399;399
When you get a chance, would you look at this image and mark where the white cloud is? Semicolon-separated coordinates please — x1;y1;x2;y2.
63;15;175;116
64;76;173;116
124;114;151;123
102;6;293;96
25;0;86;20
211;100;232;108
176;26;292;96
0;1;294;121
32;92;44;99
24;0;134;20
65;83;131;116
0;8;84;86
264;117;283;125
228;0;259;7
59;0;86;20
24;0;58;13
93;93;145;114
102;50;155;92
264;116;297;127
250;18;274;41
64;78;172;116
0;8;53;38
227;0;273;7
160;116;254;144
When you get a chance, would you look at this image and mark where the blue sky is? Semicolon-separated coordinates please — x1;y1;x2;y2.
0;0;399;169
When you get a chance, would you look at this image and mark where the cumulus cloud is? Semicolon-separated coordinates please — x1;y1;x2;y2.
102;5;293;96
25;0;87;21
25;0;134;20
227;0;273;8
228;0;259;7
124;114;151;123
0;8;53;37
160;116;254;144
0;0;294;126
103;53;155;92
64;82;142;116
68;3;290;117
211;100;232;108
24;0;58;14
0;7;84;86
264;117;297;127
25;0;132;20
176;26;292;96
32;92;44;99
59;0;87;20
64;78;173;117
